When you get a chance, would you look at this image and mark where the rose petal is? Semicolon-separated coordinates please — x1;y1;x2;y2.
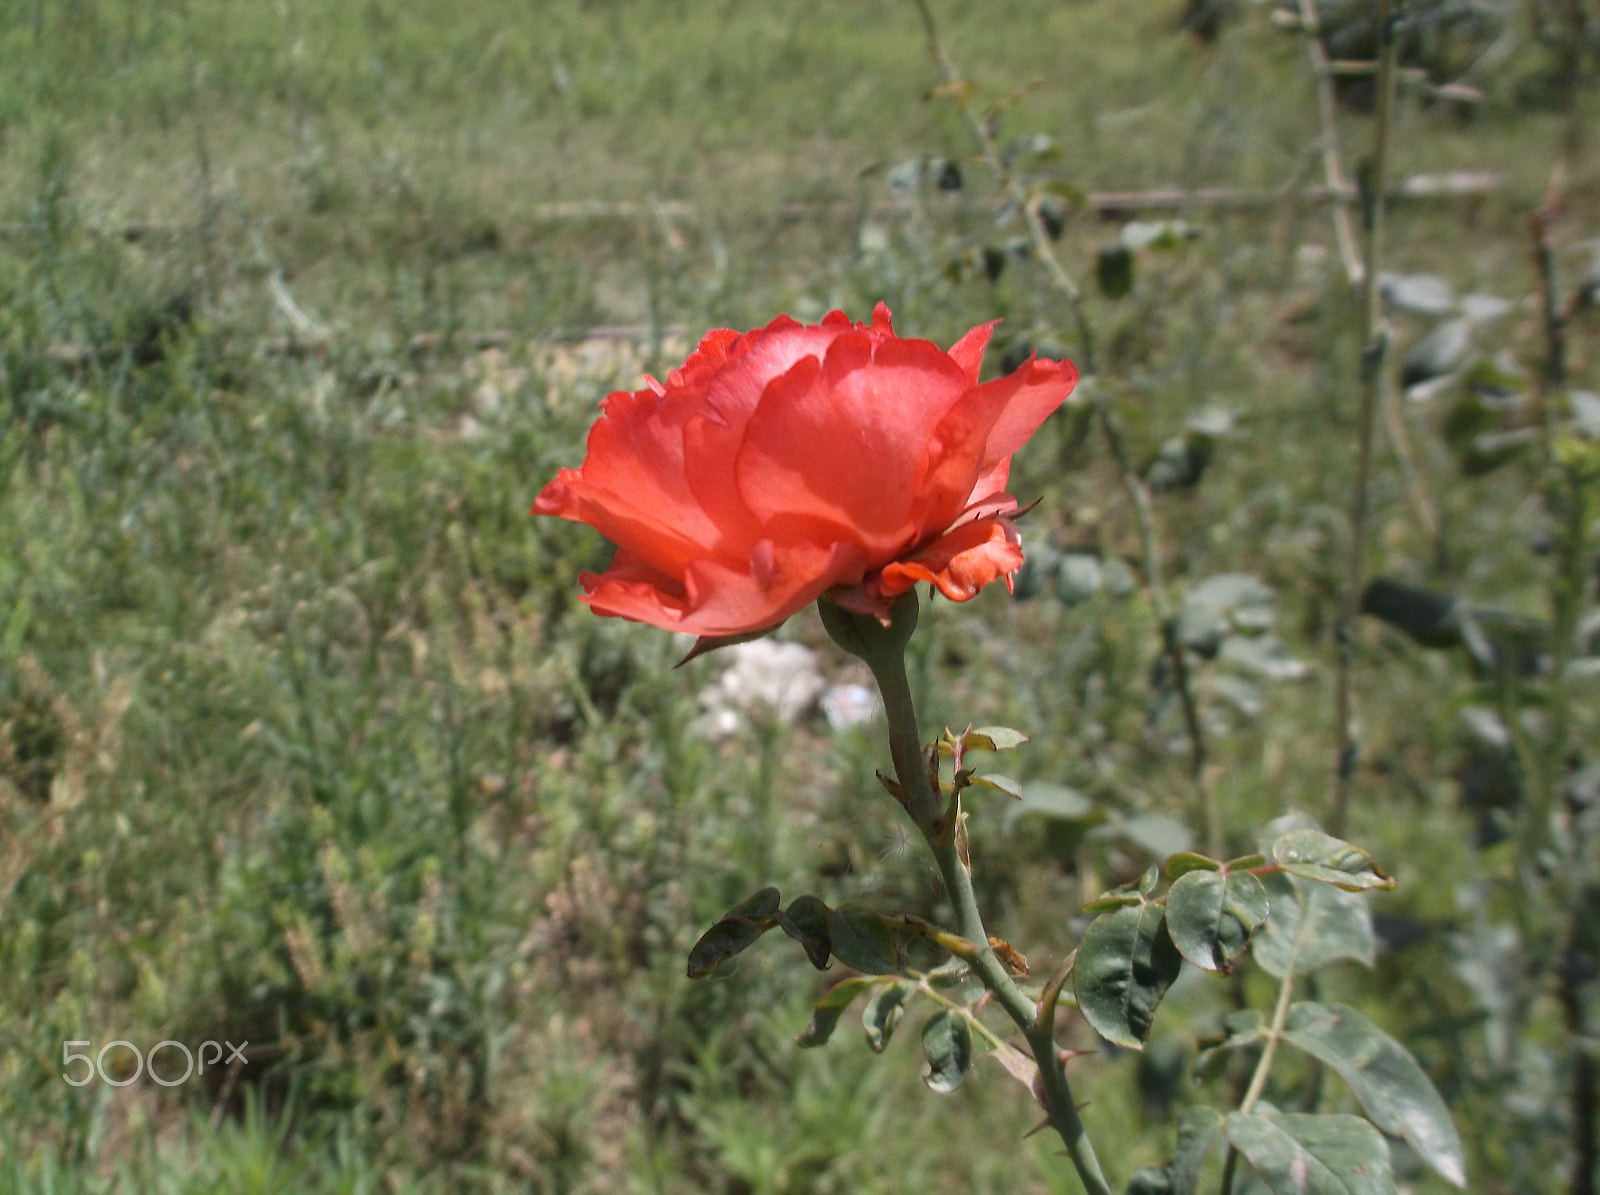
675;538;868;636
966;357;1078;503
666;326;756;393
533;384;728;575
910;365;1034;534
683;316;860;545
535;305;1074;637
735;331;971;554
701;316;852;429
576;549;690;625
945;320;997;385
875;517;1024;603
578;535;871;637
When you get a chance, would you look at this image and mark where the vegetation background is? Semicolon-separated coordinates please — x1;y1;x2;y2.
0;0;1595;1190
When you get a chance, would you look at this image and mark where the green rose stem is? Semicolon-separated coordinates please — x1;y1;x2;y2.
820;593;1115;1195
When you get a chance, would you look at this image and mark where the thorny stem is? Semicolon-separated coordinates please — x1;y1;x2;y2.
823;596;1116;1195
908;0;1218;853
1330;0;1397;838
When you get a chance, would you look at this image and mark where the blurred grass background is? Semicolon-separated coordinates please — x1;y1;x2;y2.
0;0;1594;1190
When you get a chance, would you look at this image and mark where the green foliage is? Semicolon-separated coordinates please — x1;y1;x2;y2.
687;887;905;978
918;1010;973;1094
795;978;878;1049
1164;866;1270;973
0;0;1594;1188
1075;897;1185;1049
1224;1110;1394;1195
1271;829;1395;892
1280;1003;1465;1187
862;981;915;1054
1252;873;1376;979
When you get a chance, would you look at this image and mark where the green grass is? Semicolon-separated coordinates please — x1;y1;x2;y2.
1;0;1596;1190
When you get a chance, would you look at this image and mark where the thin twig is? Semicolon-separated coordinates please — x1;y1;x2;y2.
268;270;331;344
1220;970;1298;1193
1099;390;1222;855
909;0;1219;851
1380;381;1442;552
1294;0;1443;556
1331;0;1398;837
1564;963;1597;1195
1533;167;1569;462
1220;875;1321;1194
1321;59;1485;105
175;0;221;305
911;0;1095;362
1561;0;1589;161
1295;0;1364;285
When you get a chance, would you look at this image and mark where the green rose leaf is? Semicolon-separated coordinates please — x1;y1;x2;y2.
724;887;781;918
967;772;1024;800
862;979;915;1053
1253;872;1374;979
964;726;1029;752
1089;812;1195;860
777;894;833;970
1270;828;1396;892
828;905;899;974
920;1009;973;1093
686;887;781;977
1073;901;1183;1048
795;977;876;1048
1126;1105;1225;1194
1165;851;1222;879
1078;869;1157;915
1282;1002;1466;1188
1225;1110;1395;1195
1165;867;1271;973
687;918;770;978
1173;1104;1226;1193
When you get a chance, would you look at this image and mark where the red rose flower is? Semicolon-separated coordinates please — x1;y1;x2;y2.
533;304;1076;638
